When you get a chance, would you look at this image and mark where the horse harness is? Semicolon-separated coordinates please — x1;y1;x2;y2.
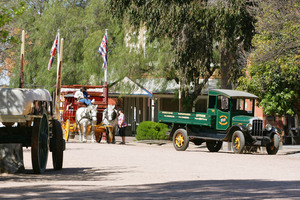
77;107;94;124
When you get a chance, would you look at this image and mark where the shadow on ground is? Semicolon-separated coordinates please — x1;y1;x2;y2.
1;167;300;199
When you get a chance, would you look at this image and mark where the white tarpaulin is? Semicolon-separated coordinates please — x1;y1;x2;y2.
0;88;52;116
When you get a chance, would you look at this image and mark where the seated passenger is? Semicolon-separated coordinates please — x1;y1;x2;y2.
74;87;92;106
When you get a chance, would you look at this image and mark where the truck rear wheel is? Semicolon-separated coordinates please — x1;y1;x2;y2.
266;134;280;155
206;140;223;152
173;129;189;151
232;131;245;154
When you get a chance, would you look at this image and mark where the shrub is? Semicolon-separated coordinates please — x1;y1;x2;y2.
136;121;169;140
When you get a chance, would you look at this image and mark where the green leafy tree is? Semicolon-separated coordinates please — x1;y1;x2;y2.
0;0;25;81
239;0;300;116
107;0;255;110
5;0;167;91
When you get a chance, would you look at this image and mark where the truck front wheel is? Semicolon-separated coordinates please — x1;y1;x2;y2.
173;129;189;151
232;131;245;154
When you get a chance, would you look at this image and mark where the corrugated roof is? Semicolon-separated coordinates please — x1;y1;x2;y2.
209;89;258;99
109;77;220;97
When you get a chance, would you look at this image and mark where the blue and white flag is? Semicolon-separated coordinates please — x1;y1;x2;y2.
98;33;107;70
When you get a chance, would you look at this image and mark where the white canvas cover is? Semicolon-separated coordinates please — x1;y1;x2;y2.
0;88;52;115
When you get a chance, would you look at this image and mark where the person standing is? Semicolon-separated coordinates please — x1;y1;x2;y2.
117;108;127;144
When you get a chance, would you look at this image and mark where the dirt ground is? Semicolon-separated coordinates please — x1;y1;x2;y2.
1;136;300;199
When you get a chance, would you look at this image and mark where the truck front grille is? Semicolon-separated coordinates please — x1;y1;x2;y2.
252;119;263;136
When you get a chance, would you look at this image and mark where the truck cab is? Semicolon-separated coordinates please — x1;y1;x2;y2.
158;89;282;155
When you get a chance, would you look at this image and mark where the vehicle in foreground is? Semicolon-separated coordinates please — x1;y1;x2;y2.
0;88;65;173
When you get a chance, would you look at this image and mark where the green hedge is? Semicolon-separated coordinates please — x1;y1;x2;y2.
135;121;169;140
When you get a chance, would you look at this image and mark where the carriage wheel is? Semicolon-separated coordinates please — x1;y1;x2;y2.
51;119;64;170
63;119;70;141
31;114;49;174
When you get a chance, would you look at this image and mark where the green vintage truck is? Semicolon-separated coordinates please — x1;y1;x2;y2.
158;89;282;154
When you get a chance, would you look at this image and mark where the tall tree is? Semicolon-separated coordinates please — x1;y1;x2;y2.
0;0;25;81
107;0;255;109
5;0;166;91
239;0;300;116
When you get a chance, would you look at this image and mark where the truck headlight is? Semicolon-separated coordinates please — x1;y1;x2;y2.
246;123;252;131
265;124;272;131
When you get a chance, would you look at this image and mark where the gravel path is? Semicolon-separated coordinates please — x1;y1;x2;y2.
1;137;300;199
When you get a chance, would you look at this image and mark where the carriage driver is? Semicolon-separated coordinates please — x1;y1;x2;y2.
74;86;94;106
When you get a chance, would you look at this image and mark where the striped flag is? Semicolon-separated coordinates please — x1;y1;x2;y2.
48;35;58;71
98;33;107;70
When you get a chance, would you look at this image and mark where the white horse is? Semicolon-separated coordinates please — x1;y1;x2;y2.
102;105;118;143
76;105;98;143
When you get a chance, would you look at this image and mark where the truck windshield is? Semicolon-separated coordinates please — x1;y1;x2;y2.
231;98;254;114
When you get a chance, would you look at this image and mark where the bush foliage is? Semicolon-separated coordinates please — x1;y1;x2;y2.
135;121;169;140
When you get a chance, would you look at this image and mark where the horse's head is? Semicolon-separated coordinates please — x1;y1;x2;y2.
107;105;117;121
87;105;98;123
102;105;117;125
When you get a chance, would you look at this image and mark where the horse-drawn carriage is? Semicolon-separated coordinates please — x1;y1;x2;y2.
0;88;65;174
59;85;117;143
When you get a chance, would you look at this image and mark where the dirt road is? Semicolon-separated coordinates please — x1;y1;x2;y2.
1;137;300;199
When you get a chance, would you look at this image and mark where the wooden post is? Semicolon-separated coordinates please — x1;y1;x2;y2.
55;38;63;117
19;30;25;88
178;81;181;112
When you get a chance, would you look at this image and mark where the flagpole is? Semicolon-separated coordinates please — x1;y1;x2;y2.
104;29;108;83
104;29;108;106
55;38;64;117
19;30;25;88
56;29;60;79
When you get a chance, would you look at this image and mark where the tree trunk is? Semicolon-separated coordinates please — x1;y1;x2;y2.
0;144;25;174
220;49;232;89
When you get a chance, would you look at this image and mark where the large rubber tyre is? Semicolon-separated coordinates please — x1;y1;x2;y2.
63;119;70;141
206;140;223;152
51;119;64;170
31;114;49;174
231;131;245;154
173;129;189;151
266;134;280;155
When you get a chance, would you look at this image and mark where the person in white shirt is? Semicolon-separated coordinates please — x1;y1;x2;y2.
74;87;92;106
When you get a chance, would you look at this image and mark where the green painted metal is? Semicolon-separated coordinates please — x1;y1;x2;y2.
158;89;257;131
158;111;212;127
216;110;230;130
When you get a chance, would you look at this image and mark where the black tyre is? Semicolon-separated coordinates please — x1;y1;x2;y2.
231;131;245;154
51;119;64;170
173;129;189;151
31;114;49;174
206;140;223;152
266;134;280;155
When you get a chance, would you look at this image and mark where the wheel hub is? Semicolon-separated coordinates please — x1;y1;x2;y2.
176;134;184;147
234;137;240;150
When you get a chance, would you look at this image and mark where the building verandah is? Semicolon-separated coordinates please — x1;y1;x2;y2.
108;76;218;135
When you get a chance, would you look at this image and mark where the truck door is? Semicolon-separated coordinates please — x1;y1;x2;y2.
216;95;230;130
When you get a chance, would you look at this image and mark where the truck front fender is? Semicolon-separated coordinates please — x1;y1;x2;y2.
169;123;186;140
225;125;249;142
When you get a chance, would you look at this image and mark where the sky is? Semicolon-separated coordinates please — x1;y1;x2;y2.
0;70;10;85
